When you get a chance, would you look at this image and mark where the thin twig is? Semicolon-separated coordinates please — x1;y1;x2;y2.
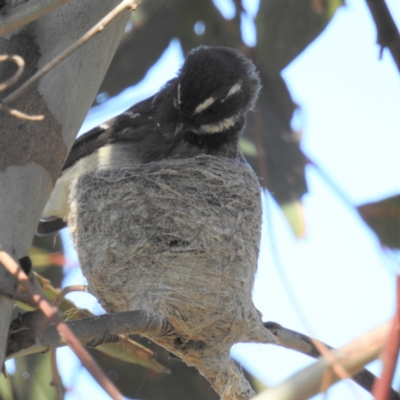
0;55;24;91
0;0;71;38
53;285;88;308
50;285;87;400
253;321;390;400
264;321;400;399
2;0;141;107
0;102;44;120
12;270;49;308
311;337;352;394
0;248;124;400
0;57;44;120
373;275;400;399
0;54;44;120
50;348;64;400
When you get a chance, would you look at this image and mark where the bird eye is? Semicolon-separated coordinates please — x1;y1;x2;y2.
207;103;221;113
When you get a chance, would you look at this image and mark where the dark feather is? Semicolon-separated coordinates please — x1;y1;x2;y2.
38;46;261;236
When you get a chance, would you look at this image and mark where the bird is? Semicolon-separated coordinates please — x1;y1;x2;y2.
37;45;261;235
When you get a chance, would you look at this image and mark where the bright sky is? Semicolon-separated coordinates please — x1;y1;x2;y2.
16;0;399;399
234;1;400;399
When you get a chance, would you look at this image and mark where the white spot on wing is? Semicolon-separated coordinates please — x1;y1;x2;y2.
99;123;109;130
194;97;215;114
42;150;103;220
42;143;139;220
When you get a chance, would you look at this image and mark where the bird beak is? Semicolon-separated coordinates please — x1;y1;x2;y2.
175;123;184;137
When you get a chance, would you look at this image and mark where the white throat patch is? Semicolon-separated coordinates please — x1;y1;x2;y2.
198;114;240;134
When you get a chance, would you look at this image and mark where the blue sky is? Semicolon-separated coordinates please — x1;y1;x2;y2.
16;0;399;399
234;1;399;399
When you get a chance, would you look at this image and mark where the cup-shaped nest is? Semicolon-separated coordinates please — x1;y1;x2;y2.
69;155;276;399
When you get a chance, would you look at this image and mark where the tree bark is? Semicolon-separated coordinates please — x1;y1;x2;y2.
0;0;131;368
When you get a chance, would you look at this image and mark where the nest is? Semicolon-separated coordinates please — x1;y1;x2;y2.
68;155;276;400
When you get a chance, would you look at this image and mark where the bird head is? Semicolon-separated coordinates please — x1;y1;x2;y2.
174;46;261;137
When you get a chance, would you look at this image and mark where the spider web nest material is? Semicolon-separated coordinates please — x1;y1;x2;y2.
68;155;276;400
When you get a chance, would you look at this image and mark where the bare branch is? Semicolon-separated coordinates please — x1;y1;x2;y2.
0;54;44;119
253;321;390;400
0;54;24;91
8;309;393;399
2;0;141;107
0;248;124;400
372;275;400;399
50;348;64;400
53;284;88;308
7;310;168;358
50;280;72;399
0;0;71;38
264;321;400;399
0;102;44;120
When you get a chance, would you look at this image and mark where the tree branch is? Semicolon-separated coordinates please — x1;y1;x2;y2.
372;275;400;399
0;0;71;38
0;0;133;382
2;0;141;107
7;309;169;358
53;284;88;307
0;249;124;400
0;54;24;91
262;321;397;400
8;309;395;399
0;54;44;119
0;102;44;120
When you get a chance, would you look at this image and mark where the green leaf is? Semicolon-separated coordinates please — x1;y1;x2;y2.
96;339;170;374
239;138;258;157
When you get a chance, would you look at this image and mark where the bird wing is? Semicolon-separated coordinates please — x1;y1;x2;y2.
37;79;178;236
37;104;154;236
63;95;156;170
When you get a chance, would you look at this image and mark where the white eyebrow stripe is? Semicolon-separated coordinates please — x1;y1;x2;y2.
194;97;215;114
198;114;240;134
225;82;242;99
